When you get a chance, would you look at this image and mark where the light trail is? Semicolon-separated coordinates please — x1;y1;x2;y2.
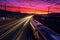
14;15;33;40
23;15;33;27
0;17;30;33
30;18;47;40
30;21;36;31
30;18;60;40
0;18;20;27
0;18;21;32
0;15;33;27
0;16;33;32
0;18;26;39
30;20;43;40
0;15;33;40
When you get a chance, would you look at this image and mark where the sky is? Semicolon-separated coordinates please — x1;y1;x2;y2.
0;0;60;14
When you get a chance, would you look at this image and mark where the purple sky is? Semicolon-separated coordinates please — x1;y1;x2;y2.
0;0;60;13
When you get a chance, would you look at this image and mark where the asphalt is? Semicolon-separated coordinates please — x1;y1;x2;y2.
33;15;60;34
30;18;60;40
0;18;36;40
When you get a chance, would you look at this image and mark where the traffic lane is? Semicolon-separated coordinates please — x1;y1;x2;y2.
0;18;24;35
30;18;45;40
0;21;26;40
0;15;35;40
0;16;31;35
0;16;30;40
0;18;20;36
33;15;60;34
0;21;35;40
14;16;35;40
30;18;60;40
0;18;21;31
17;22;36;40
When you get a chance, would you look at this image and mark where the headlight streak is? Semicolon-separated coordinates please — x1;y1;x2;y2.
30;20;42;40
0;19;26;39
30;22;36;31
0;16;32;31
23;15;33;27
30;18;60;40
0;18;20;27
0;15;33;40
30;18;47;40
0;15;32;27
12;20;27;40
0;17;29;33
0;18;22;32
13;15;33;40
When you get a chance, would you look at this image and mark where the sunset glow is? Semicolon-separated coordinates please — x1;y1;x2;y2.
0;0;60;14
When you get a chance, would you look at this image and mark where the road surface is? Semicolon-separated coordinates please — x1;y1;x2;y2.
0;16;35;40
30;18;60;40
0;15;60;40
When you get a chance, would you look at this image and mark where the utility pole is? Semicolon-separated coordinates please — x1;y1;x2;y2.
48;4;52;17
4;0;6;17
48;6;49;14
48;4;50;15
5;0;6;11
16;7;20;12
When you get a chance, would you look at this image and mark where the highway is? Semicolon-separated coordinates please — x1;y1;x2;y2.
30;18;60;40
0;15;36;40
0;15;60;40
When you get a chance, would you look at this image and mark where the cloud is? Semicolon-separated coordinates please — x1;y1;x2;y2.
0;0;60;13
